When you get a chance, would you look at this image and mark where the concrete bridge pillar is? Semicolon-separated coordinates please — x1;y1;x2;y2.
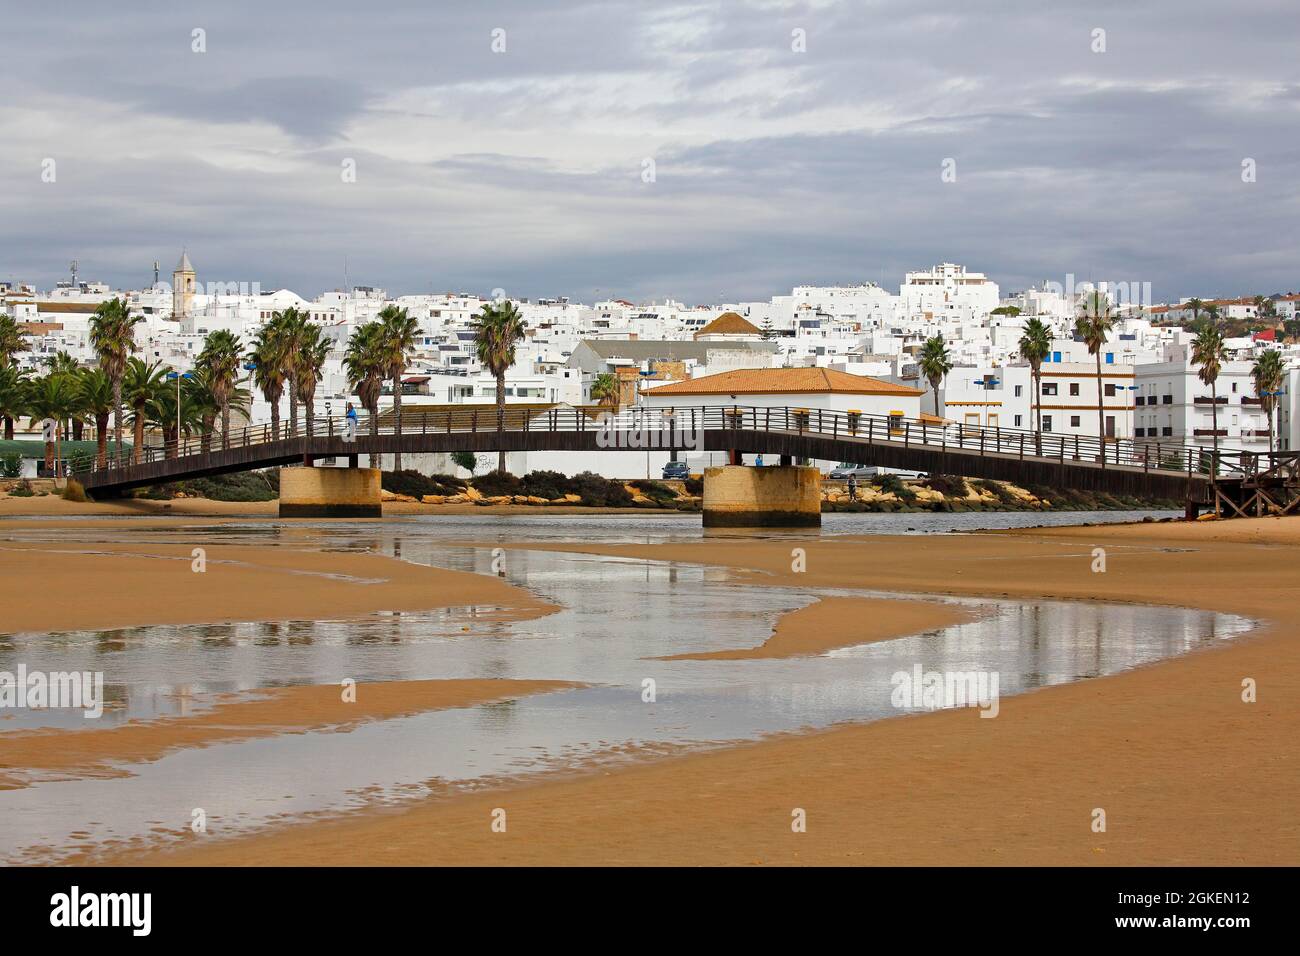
279;466;382;518
702;465;821;528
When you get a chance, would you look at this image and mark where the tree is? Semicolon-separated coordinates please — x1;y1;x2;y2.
122;358;168;464
74;369;115;469
917;334;953;417
275;307;310;436
248;319;291;441
1203;303;1221;328
197;330;244;450
451;450;477;475
344;322;386;464
147;374;202;460
1250;348;1285;456
25;373;79;475
1018;317;1052;443
990;305;1022;317
294;324;330;439
1075;290;1116;451
88;298;143;466
0;314;27;368
377;305;421;471
1191;324;1227;468
470;300;526;473
0;364;28;442
1184;298;1205;327
591;372;620;409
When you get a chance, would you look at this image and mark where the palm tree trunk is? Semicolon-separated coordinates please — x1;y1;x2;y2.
271;398;280;442
496;372;507;473
289;390;298;437
95;414;108;468
392;369;403;472
133;415;145;464
112;378;123;466
305;388;314;438
44;440;54;474
3;416;13;442
1211;386;1219;472
1096;353;1105;461
1268;405;1275;456
221;402;231;450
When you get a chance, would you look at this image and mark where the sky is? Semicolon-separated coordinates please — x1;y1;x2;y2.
3;0;1298;305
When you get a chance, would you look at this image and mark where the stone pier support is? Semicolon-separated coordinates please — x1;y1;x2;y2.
279;466;382;518
702;465;821;528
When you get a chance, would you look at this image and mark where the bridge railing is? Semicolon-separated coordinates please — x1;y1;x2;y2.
71;404;1223;480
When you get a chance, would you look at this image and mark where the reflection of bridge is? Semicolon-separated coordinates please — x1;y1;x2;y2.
72;405;1226;503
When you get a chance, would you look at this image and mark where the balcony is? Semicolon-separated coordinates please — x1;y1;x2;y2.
1193;428;1228;437
1193;396;1228;405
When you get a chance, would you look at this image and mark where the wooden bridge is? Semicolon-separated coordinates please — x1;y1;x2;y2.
69;404;1232;504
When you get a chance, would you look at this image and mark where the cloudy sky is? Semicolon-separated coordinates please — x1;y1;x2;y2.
3;0;1298;304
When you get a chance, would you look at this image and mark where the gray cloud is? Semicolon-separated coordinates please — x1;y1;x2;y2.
2;0;1298;303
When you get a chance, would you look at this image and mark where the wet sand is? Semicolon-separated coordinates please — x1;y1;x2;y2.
0;540;557;634
654;595;973;661
7;514;1299;865
0;679;583;790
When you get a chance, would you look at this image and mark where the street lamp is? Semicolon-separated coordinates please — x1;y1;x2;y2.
165;370;193;456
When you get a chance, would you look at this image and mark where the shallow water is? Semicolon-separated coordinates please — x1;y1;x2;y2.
0;515;1245;862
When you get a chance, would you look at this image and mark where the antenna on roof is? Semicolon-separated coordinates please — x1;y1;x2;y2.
69;259;78;287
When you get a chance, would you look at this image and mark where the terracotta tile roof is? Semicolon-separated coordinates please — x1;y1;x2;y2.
693;311;761;338
644;367;924;397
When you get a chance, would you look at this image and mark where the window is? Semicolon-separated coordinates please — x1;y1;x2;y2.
1162;426;1173;437
1162;394;1173;405
1105;353;1114;364
1104;383;1116;397
1070;415;1081;427
1042;416;1053;432
1042;383;1058;396
1014;385;1022;397
1052;351;1062;362
1069;383;1080;396
1014;415;1022;426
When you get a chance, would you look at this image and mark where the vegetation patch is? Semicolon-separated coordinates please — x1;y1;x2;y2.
383;469;465;498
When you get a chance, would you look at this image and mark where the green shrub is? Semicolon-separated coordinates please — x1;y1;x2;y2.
570;471;632;507
61;479;89;502
383;469;465;498
873;473;916;501
471;471;523;497
924;474;968;498
9;480;34;497
683;476;703;496
0;452;22;479
629;479;679;504
520;470;571;500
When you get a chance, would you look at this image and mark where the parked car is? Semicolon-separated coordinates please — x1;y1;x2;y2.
662;460;691;480
828;463;873;479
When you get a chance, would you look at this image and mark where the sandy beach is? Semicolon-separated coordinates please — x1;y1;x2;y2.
2;510;1297;866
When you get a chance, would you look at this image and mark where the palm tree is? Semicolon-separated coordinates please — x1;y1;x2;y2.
0;364;29;442
25;373;79;475
1018;317;1052;443
248;319;291;440
1191;324;1227;469
1184;298;1205;327
470;300;526;473
197;330;244;450
75;368;117;468
1203;303;1222;329
294;324;330;439
88;298;142;465
1075;290;1116;451
150;379;204;459
121;358;169;463
186;368;222;453
0;315;27;368
275;307;310;435
1251;348;1285;456
377;305;421;471
591;372;619;409
344;322;386;464
917;334;953;417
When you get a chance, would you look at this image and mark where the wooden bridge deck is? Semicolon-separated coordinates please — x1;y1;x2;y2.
72;405;1217;502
